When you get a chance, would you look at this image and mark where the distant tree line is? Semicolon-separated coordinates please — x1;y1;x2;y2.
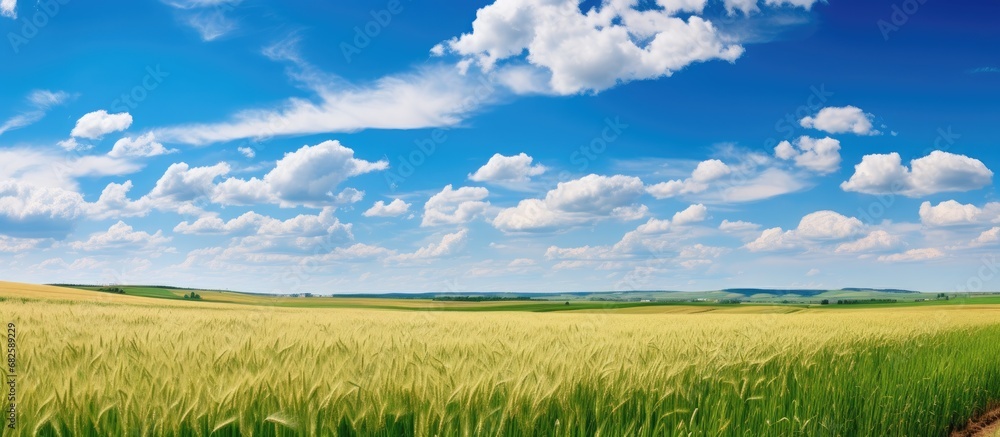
840;288;915;294
98;287;125;294
182;292;202;300
433;296;534;302
837;299;898;305
588;297;657;302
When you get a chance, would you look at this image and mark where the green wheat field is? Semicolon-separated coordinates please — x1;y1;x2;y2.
2;281;1000;436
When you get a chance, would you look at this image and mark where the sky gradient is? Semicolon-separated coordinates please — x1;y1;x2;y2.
2;0;1000;294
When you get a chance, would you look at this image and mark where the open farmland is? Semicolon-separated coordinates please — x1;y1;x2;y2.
3;282;1000;436
57;284;990;310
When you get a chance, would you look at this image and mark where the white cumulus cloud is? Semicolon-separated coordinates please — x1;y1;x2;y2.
744;227;796;252
647;159;731;199
493;174;646;232
213;140;385;207
878;248;944;263
422;185;490;226
439;0;747;95
109;133;177;158
774;136;841;174
800;106;880;135
841;151;993;197
745;210;864;252
70;110;133;139
796;210;864;240
70;221;171;251
0;181;86;238
261;140;385;205
387;229;469;263
469;153;547;184
174;211;267;235
719;219;760;232
918;200;1000;227
0;235;40;252
835;230;900;253
364;199;411;218
671;203;708;226
973;227;1000;246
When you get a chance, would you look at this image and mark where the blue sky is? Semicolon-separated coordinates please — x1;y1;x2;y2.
2;0;1000;294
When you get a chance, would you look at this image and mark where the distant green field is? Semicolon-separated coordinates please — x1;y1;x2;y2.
70;286;749;312
817;295;1000;309
64;285;1000;313
116;286;188;300
71;285;608;311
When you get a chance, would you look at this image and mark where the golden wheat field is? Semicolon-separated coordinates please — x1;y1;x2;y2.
3;283;1000;436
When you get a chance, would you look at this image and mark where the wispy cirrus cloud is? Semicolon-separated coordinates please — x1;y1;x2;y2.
0;90;72;136
163;0;241;41
154;37;501;146
968;66;1000;74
